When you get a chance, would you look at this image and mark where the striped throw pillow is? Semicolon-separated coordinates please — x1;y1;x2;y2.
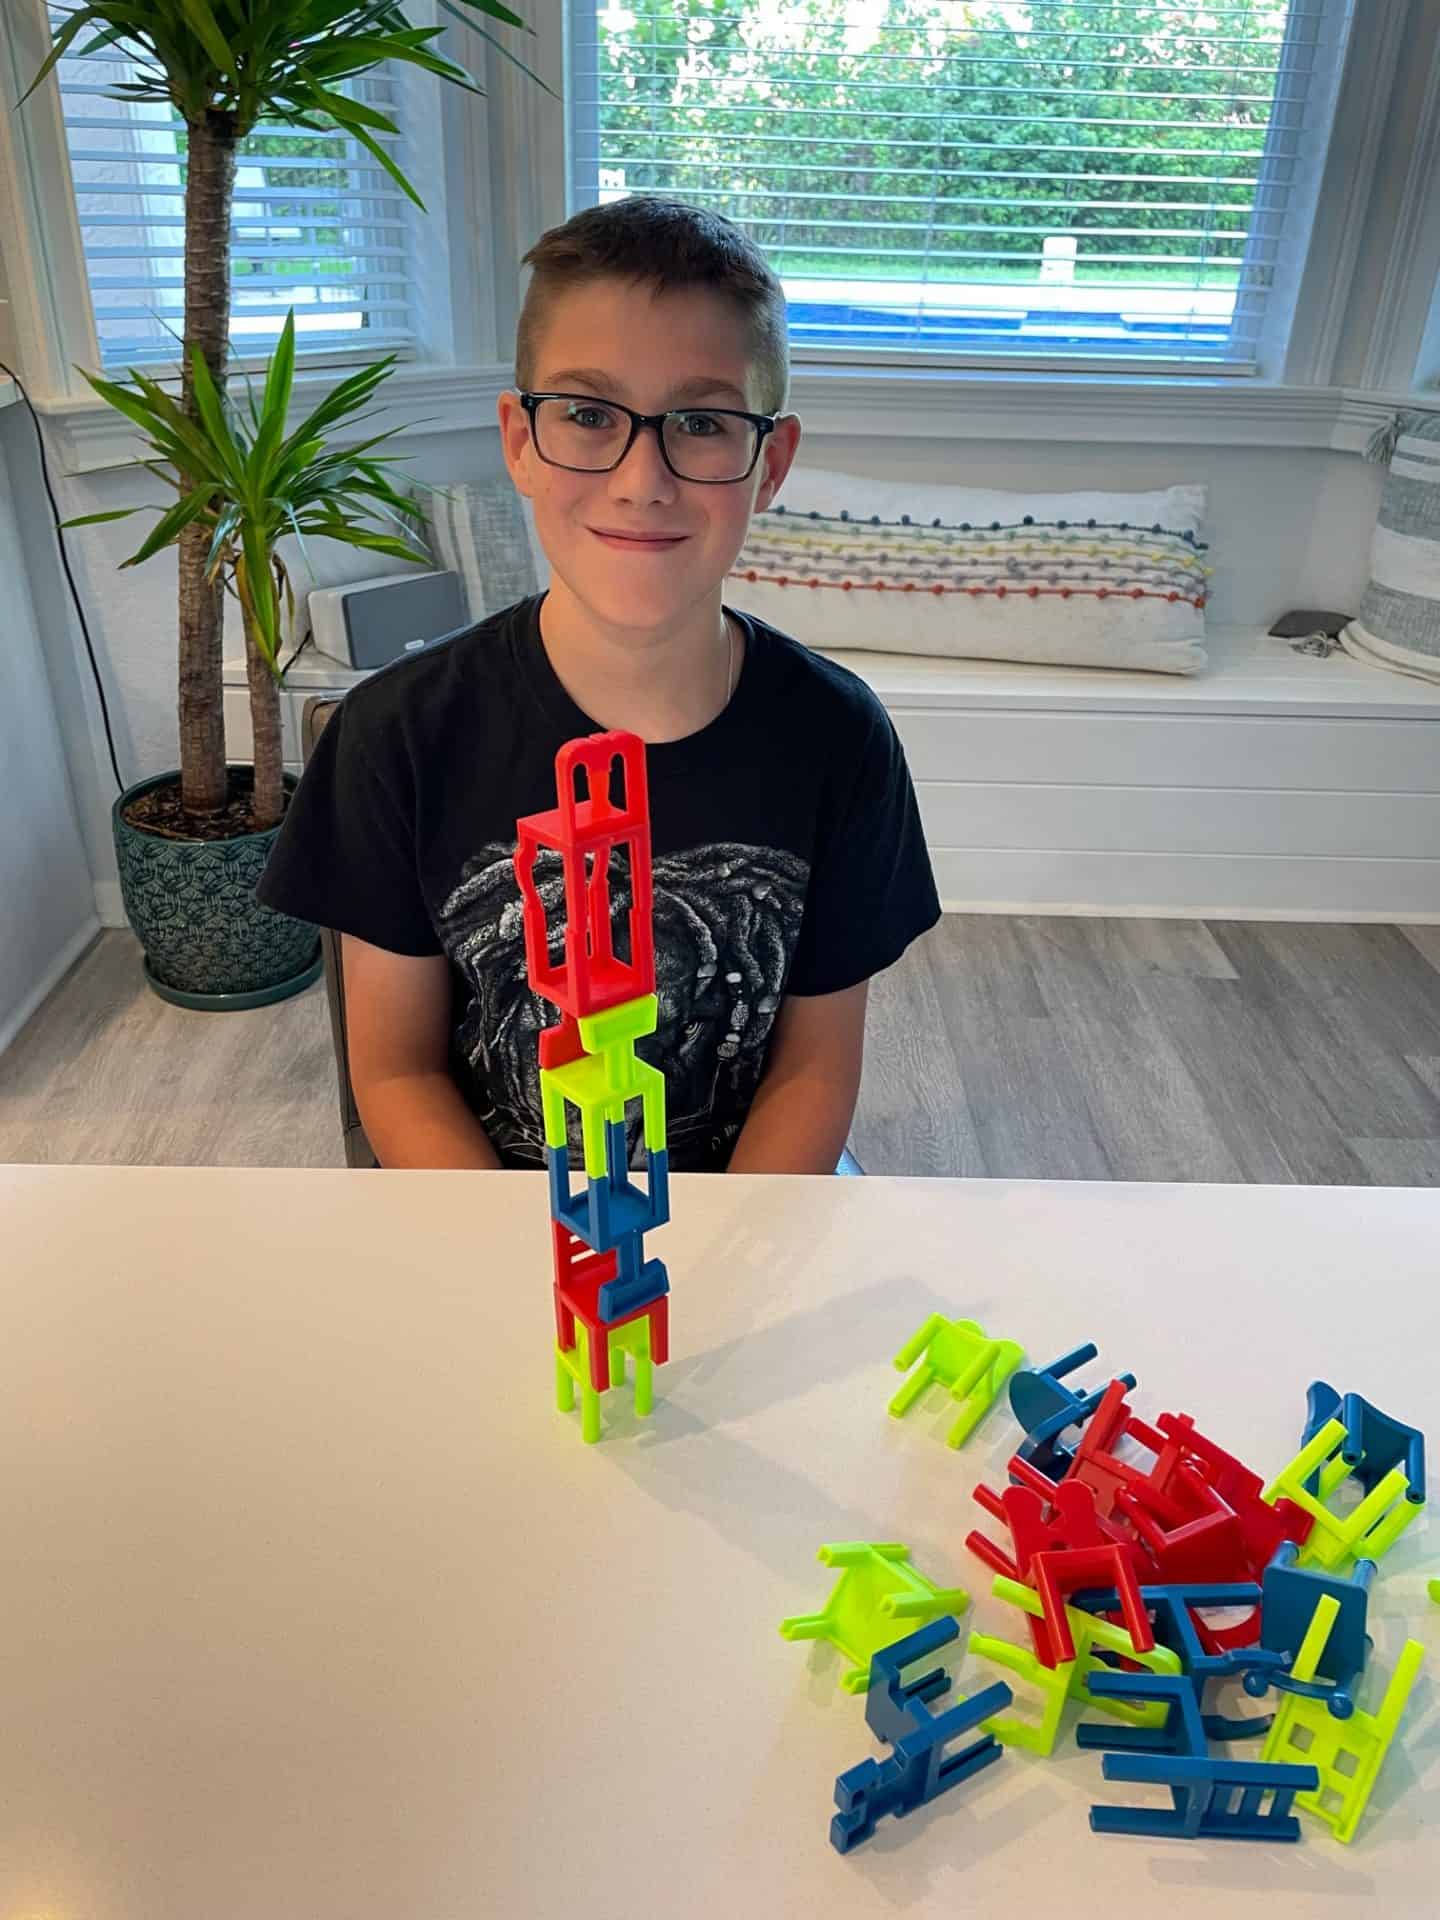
1342;411;1440;685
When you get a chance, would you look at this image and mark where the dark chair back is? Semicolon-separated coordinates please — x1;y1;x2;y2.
301;699;379;1168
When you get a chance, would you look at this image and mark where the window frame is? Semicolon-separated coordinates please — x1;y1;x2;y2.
0;1;524;421
568;0;1367;385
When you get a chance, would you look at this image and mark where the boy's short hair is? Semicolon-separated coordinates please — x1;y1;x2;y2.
516;197;790;414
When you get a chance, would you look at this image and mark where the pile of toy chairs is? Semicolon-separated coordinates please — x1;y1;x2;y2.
792;1330;1428;1854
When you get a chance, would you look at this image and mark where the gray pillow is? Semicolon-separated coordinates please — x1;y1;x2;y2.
425;477;539;621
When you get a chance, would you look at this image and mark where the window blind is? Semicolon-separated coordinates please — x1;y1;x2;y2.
52;20;415;368
568;0;1339;369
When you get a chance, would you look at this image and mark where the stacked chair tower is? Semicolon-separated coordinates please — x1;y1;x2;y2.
514;729;672;1444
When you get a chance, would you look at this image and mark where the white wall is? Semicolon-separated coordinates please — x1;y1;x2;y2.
0;394;99;1054
26;415;1383;920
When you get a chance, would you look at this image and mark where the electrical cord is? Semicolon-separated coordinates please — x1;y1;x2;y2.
1;355;126;795
279;626;314;681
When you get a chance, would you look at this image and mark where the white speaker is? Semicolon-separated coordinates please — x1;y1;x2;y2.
307;569;467;670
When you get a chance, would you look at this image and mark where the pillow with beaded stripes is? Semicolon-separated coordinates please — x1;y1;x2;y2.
727;469;1209;675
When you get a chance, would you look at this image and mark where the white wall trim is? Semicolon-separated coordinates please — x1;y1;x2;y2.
94;881;125;930
0;915;100;1060
937;891;1440;926
40;360;515;472
32;359;1436;474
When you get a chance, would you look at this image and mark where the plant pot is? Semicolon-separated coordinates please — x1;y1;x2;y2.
112;769;322;1011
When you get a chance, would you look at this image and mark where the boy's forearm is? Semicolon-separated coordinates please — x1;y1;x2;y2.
357;1070;505;1170
725;1066;859;1174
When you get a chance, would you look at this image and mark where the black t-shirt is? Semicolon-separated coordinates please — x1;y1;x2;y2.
258;593;939;1170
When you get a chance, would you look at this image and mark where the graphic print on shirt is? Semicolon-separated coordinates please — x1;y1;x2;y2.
437;841;810;1168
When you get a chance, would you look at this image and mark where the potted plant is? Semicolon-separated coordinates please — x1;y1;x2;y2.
20;0;537;1004
63;311;432;1004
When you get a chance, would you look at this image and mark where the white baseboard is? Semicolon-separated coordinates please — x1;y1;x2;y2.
94;880;126;927
941;900;1440;923
933;850;1440;922
0;915;102;1059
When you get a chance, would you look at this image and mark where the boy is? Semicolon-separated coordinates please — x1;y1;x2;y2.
258;198;939;1173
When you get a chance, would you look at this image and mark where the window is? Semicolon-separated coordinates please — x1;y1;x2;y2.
52;17;418;368
567;0;1345;373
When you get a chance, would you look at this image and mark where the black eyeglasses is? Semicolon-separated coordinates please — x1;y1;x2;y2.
518;391;777;484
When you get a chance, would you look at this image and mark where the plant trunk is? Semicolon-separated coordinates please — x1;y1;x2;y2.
177;110;238;822
245;614;285;833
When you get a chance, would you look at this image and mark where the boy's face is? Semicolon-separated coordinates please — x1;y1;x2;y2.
499;277;800;638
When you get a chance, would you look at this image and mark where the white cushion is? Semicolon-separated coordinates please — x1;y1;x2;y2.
727;468;1210;675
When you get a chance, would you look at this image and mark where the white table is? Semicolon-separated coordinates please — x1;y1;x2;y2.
1;1166;1435;1920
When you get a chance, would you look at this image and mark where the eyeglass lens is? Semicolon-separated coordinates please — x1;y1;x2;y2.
532;396;759;481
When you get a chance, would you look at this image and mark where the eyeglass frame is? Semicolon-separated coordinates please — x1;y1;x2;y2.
517;389;779;484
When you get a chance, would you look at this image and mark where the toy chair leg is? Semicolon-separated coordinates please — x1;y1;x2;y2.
648;1296;669;1364
779;1613;827;1642
554;1294;576;1350
965;1527;1021;1583
634;1348;654;1417
585;1318;613;1393
887;1583;970;1621
827;1542;907;1568
892;1314;946;1373
889;1362;938;1418
580;1381;601;1445
946;1394;990;1450
556;1350;575;1413
1344;1470;1421;1560
968;1630;1071;1754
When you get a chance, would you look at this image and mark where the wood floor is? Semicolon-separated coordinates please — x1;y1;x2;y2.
2;920;1439;1182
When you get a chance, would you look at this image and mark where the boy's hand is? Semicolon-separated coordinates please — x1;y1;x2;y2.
725;982;869;1175
342;934;503;1170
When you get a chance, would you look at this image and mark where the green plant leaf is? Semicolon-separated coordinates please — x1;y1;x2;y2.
184;345;245;483
304;35;474;90
294;80;397;132
74;368;173;440
284;361;399;444
437;3;556;98
58;507;144;528
248;314;297;484
240;518;281;664
446;0;531;36
299;524;432;565
261;309;297;428
206;504;242;579
75;24;142;61
14;6;101;106
178;0;237;80
343;118;426;210
119;486;217;567
281;500;317;583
